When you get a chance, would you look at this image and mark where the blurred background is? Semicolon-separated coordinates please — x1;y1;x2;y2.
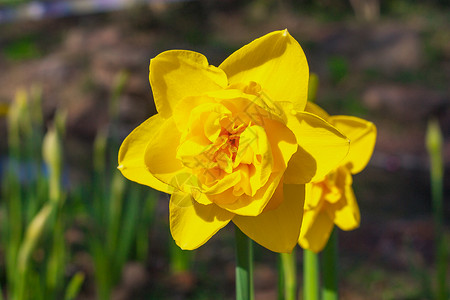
0;0;449;299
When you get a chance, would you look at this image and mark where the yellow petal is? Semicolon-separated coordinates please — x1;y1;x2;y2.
329;180;360;231
233;183;305;252
144;117;194;193
219;30;309;112
204;112;223;143
236;125;273;196
179;141;214;167
215;172;283;216
261;181;284;212
305;182;324;210
328;116;377;174
304;102;330;120
150;50;228;118
284;112;349;184
202;170;243;197
186;102;231;141
172;94;215;131
322;167;347;204
170;191;234;250
118;114;171;193
264;118;298;172
299;208;334;253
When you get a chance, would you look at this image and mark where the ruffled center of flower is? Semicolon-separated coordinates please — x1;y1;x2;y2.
193;116;249;174
307;167;351;210
318;171;342;203
174;83;278;203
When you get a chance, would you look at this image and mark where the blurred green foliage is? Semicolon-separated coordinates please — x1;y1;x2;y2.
1;88;83;300
0;72;162;299
2;36;41;61
327;56;349;84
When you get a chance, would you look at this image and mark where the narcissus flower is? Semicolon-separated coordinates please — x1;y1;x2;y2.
298;102;377;253
118;30;350;253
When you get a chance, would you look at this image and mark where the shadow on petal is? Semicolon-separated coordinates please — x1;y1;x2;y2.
283;146;317;184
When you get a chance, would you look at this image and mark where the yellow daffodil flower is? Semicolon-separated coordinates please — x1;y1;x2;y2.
118;30;350;253
299;102;377;253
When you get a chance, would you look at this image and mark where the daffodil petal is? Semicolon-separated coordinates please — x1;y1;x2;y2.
305;182;324;210
328;116;377;174
238;125;273;195
203;171;243;196
284;112;349;184
144;117;190;192
299;209;334;253
118;114;171;193
304;102;330;120
233;183;305;253
173;95;214;131
331;183;360;230
264;118;298;172
261;181;284;212
216;172;283;216
170;191;234;250
150;50;228;118
219;30;309;111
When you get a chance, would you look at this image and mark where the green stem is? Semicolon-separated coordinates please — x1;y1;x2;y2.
304;249;319;300
426;119;447;300
169;238;192;274
235;226;254;300
278;256;283;300
279;250;297;300
322;229;338;300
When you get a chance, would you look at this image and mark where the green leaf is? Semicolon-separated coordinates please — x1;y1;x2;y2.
64;272;85;300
